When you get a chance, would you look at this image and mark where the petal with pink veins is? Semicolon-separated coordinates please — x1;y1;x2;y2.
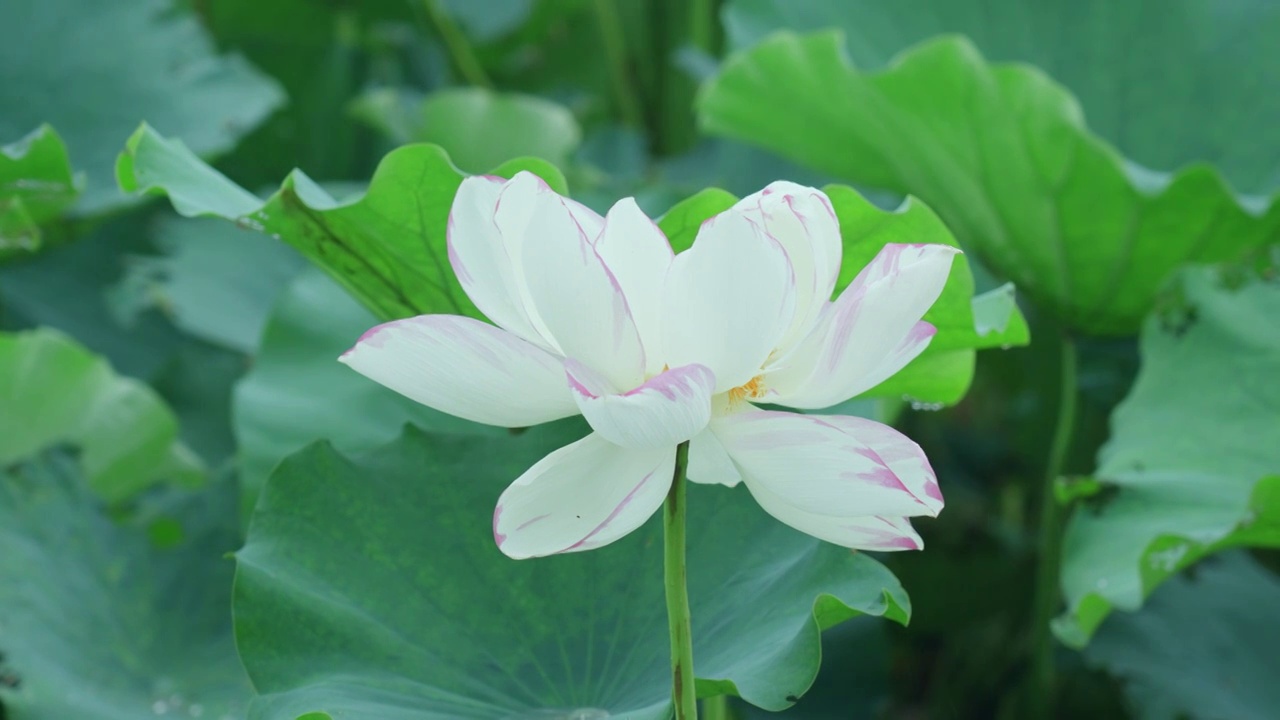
448;173;552;348
712;410;941;518
565;196;605;242
748;477;926;551
661;212;796;393
768;243;959;409
594;198;673;373
732;182;842;351
849;320;937;396
494;433;674;559
816;413;944;513
339;314;578;427
522;196;647;389
565;359;714;450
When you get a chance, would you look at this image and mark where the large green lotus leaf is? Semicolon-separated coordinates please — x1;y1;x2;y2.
722;0;1280;195
233;268;498;510
352;88;582;174
0;451;250;719
741;619;892;719
0;329;201;503
235;427;911;718
656;185;1029;406
119;216;306;354
1055;268;1280;646
117;125;568;323
699;32;1280;336
1085;552;1280;720
0;0;282;214
0;126;79;257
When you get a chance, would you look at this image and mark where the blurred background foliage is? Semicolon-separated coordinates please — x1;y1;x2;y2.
1;0;1277;718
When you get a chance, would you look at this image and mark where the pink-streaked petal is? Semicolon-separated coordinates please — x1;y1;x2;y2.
816;413;944;514
853;320;937;394
747;458;927;550
687;426;742;487
747;477;926;551
566;197;605;242
595;197;673;374
448;173;553;348
768;243;960;409
338;314;577;427
712;410;940;518
661;211;797;393
493;433;674;559
732;182;842;352
522;197;647;389
565;359;714;450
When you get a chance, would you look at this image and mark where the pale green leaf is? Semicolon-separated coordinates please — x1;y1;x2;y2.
0;125;80;257
1056;268;1280;646
700;32;1280;335
0;329;202;502
352;87;582;173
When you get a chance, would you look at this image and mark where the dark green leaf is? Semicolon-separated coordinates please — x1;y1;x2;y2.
235;428;910;717
1086;552;1280;720
233;269;498;511
0;451;250;718
117;125;568;323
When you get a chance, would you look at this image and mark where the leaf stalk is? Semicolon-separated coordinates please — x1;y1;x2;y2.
1029;332;1078;713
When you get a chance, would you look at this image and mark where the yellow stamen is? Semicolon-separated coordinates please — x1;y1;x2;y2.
728;374;767;406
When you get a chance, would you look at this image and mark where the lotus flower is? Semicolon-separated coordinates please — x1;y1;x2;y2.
341;173;959;559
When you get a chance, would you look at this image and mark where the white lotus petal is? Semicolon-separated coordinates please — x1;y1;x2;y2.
595;197;673;374
686;426;742;487
747;480;927;551
566;359;714;450
494;433;674;558
713;410;941;518
733;182;842;352
769;243;959;409
339;314;577;427
661;212;796;393
522;197;646;388
447;174;549;346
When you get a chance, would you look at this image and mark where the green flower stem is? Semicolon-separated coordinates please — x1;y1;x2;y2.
702;694;731;719
1029;333;1078;712
665;440;698;720
421;0;492;88
591;0;645;129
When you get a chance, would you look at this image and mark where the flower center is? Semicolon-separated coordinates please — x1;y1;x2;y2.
727;374;768;407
